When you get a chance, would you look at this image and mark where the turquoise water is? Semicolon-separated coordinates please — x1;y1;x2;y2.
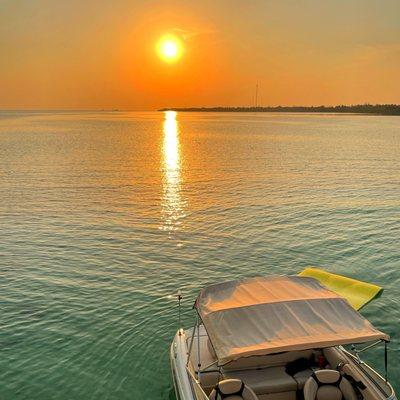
0;111;399;399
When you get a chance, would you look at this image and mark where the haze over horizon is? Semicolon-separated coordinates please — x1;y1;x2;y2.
1;0;400;110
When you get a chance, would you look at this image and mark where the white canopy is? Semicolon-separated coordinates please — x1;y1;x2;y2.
194;275;389;365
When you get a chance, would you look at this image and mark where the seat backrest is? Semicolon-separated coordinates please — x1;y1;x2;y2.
209;379;258;400
304;370;357;400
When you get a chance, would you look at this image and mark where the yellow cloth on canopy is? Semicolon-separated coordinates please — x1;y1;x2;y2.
299;267;383;310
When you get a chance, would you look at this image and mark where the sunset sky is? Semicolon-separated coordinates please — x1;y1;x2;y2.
1;0;400;110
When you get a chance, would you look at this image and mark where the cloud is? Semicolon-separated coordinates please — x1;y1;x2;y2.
171;27;217;41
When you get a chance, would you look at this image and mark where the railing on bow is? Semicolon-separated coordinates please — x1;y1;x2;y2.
186;364;209;400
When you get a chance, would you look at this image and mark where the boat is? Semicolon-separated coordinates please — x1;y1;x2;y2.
170;268;397;400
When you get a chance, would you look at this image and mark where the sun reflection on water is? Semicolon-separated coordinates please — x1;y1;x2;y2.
161;111;185;232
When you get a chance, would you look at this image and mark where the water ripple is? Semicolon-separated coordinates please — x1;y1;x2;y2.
0;111;399;399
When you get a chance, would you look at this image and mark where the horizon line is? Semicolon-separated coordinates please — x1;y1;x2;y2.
1;103;400;114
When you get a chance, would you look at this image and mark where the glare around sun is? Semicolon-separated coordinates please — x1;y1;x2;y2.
157;35;183;62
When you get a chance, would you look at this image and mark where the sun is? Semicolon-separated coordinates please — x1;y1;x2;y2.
157;35;183;63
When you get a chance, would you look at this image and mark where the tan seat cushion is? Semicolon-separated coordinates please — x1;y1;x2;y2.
293;368;314;389
258;393;296;400
304;369;357;400
209;379;258;400
224;367;297;394
316;386;342;400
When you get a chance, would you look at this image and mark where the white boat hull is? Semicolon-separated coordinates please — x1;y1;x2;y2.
170;327;397;400
170;329;196;400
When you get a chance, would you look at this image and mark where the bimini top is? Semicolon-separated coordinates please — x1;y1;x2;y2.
194;275;389;365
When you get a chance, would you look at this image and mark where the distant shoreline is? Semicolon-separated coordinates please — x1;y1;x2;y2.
158;104;400;115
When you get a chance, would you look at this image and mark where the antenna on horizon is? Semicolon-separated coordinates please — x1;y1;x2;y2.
255;82;259;108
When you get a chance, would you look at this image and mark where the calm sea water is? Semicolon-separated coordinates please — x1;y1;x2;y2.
0;111;399;399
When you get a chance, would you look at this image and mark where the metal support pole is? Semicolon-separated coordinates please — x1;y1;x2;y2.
354;340;381;354
384;341;388;383
197;318;202;384
186;320;197;367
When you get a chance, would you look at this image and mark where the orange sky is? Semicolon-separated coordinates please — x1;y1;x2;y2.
1;0;400;110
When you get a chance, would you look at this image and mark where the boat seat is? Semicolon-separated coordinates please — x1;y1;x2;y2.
209;379;258;400
293;368;314;389
223;366;297;395
304;370;357;400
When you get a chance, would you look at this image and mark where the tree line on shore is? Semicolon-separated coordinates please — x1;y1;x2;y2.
159;104;400;115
